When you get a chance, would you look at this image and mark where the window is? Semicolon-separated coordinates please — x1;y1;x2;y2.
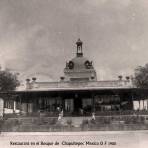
38;97;62;112
65;99;73;112
4;100;14;109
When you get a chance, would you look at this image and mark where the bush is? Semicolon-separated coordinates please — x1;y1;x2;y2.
50;118;57;125
82;119;88;125
67;119;72;126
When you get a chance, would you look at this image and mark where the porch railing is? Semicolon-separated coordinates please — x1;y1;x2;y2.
3;110;148;119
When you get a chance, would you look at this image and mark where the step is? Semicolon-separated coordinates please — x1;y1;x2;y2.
63;116;91;127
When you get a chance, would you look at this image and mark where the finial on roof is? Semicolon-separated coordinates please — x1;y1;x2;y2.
76;38;83;45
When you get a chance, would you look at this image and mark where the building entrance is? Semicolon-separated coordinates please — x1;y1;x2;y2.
74;98;82;115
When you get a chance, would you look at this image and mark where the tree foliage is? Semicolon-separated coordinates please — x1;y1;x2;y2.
134;64;148;88
0;70;20;91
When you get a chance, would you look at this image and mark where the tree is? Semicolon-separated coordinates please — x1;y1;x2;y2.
0;70;20;91
134;64;148;88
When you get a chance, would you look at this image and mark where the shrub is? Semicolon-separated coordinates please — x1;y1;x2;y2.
67;119;72;126
82;119;88;125
50;118;57;125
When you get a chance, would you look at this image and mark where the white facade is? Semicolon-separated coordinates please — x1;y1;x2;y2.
0;98;4;117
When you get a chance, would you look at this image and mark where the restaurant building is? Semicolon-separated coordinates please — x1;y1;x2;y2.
1;39;148;117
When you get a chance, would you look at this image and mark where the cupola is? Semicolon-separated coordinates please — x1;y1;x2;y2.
76;38;83;57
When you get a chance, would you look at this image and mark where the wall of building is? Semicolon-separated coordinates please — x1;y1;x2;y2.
133;100;148;110
0;98;4;117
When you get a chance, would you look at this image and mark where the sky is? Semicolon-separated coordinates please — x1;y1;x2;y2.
0;0;148;82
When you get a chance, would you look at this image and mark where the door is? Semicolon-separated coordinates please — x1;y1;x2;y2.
74;97;82;115
65;99;73;113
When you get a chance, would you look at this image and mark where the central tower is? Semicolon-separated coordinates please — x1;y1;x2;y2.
61;39;97;82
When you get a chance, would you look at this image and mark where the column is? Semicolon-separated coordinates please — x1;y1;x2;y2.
13;101;16;113
147;99;148;110
62;97;65;111
92;93;95;112
139;100;140;110
131;92;134;110
21;103;28;114
28;103;33;113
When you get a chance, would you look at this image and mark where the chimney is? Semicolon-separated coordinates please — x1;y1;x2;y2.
32;77;37;82
125;76;130;82
26;78;31;89
118;75;123;81
60;76;65;81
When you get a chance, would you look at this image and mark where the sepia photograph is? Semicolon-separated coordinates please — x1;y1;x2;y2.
0;0;148;147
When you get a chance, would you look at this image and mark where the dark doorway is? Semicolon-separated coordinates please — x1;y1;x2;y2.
74;97;82;115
